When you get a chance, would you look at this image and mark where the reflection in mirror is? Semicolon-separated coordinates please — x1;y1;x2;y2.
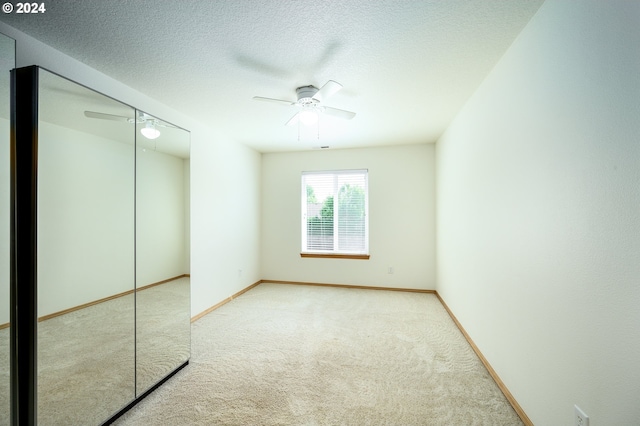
0;32;14;426
135;112;190;395
37;70;136;424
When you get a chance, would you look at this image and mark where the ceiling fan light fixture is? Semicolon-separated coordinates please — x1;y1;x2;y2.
299;109;318;126
140;121;161;139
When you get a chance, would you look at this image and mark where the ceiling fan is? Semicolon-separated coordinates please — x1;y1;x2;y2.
253;80;356;126
84;110;179;139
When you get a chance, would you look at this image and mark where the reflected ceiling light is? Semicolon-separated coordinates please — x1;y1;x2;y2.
299;109;318;126
140;121;161;139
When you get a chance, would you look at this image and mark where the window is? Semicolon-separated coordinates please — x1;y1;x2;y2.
301;169;369;259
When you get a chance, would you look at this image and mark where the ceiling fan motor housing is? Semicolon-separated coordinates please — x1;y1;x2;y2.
296;85;320;105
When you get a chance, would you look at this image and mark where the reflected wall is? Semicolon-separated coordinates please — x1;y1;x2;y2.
0;32;14;426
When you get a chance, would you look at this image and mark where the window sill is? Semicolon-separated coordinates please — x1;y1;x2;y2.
300;253;370;260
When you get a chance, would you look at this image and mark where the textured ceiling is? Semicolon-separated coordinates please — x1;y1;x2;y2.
0;0;544;153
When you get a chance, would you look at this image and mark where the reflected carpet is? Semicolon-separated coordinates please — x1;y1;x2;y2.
0;278;189;426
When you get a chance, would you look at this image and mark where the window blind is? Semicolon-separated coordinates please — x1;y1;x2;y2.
301;169;368;255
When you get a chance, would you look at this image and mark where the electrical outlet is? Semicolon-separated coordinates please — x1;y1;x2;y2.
575;405;589;426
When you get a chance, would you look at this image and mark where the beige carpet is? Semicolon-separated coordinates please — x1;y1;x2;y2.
114;283;523;425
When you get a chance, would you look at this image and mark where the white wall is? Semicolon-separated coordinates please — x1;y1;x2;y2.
36;122;188;316
136;147;188;287
262;145;435;289
183;159;191;274
37;122;135;316
0;33;14;325
436;1;640;424
0;22;263;318
0;119;8;323
191;136;261;309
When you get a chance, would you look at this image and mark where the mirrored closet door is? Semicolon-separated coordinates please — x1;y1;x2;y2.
11;66;190;425
0;31;15;426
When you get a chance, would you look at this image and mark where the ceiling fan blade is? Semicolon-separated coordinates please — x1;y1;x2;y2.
312;41;341;71
313;80;342;102
156;122;180;129
285;113;300;126
321;106;356;120
236;55;293;80
84;110;131;122
154;119;181;129
253;96;296;107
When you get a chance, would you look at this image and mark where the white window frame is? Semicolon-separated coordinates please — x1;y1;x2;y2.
301;169;369;259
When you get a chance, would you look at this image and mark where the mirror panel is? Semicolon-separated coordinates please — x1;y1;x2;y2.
135;112;190;395
37;70;136;424
0;32;14;426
